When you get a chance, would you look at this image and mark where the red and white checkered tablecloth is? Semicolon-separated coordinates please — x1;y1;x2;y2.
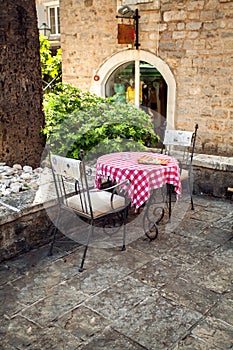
95;152;182;209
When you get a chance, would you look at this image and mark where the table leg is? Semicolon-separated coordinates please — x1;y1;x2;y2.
142;189;165;241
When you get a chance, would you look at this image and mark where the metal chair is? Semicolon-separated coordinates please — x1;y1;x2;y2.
162;124;198;217
48;150;130;272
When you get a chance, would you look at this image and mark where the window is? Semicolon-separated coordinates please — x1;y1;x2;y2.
48;6;60;35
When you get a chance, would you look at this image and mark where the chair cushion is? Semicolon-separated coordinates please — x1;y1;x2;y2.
67;190;126;218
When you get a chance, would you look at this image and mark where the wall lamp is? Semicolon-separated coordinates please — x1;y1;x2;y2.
116;5;140;49
118;5;134;17
39;23;51;38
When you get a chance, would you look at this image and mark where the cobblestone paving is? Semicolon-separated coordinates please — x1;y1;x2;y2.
0;195;232;349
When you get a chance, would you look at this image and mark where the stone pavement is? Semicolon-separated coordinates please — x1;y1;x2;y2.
0;195;233;350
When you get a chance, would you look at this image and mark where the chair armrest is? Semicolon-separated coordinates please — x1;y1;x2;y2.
105;179;130;192
110;179;131;210
87;179;130;194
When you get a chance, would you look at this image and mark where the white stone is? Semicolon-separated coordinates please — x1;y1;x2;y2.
23;166;33;173
10;176;20;183
2;175;14;181
0;184;6;191
2;188;11;196
10;184;22;193
13;164;22;170
20;173;32;181
30;183;39;190
2;166;11;171
5;169;15;176
10;181;21;188
2;179;11;187
33;167;43;174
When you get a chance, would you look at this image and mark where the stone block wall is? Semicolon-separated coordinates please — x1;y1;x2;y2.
194;166;233;197
0;208;53;262
193;153;233;197
0;0;45;168
60;0;233;157
60;0;118;91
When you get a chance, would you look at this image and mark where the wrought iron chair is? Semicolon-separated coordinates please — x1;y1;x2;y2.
162;124;199;217
48;150;130;272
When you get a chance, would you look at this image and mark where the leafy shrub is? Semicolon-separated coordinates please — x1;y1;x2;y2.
42;83;159;159
40;35;62;91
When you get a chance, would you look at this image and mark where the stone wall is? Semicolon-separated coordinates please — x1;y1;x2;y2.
193;153;233;197
60;0;119;91
0;208;53;262
194;166;233;198
60;0;233;157
0;0;45;168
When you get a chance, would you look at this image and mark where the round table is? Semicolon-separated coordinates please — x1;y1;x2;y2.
95;151;182;210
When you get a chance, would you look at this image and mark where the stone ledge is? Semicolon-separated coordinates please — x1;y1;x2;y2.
193;154;233;172
0;187;56;226
149;148;233;172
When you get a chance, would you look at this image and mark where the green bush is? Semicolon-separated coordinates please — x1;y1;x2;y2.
42;83;159;159
40;35;62;90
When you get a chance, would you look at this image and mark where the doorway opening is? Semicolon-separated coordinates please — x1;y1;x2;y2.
105;61;167;140
90;50;176;132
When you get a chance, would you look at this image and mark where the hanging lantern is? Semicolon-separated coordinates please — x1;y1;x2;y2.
39;23;51;38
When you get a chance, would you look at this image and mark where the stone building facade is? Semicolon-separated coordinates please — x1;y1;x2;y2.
0;0;45;167
60;0;233;156
36;0;61;52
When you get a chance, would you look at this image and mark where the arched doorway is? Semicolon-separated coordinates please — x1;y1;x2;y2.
90;50;176;130
105;61;167;121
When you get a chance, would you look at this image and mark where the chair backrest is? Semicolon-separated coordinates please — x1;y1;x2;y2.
50;154;82;181
162;124;198;168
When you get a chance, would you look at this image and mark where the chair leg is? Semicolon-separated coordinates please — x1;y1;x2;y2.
188;178;194;210
190;194;194;210
121;208;127;251
48;211;61;256
48;225;58;256
79;245;88;272
79;223;94;272
168;184;172;220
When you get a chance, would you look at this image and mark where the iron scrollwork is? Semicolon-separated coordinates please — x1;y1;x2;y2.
142;189;165;241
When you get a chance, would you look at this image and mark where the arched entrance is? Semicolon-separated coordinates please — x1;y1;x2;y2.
90;50;176;130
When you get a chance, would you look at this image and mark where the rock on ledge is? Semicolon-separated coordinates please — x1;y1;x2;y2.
0;163;43;197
